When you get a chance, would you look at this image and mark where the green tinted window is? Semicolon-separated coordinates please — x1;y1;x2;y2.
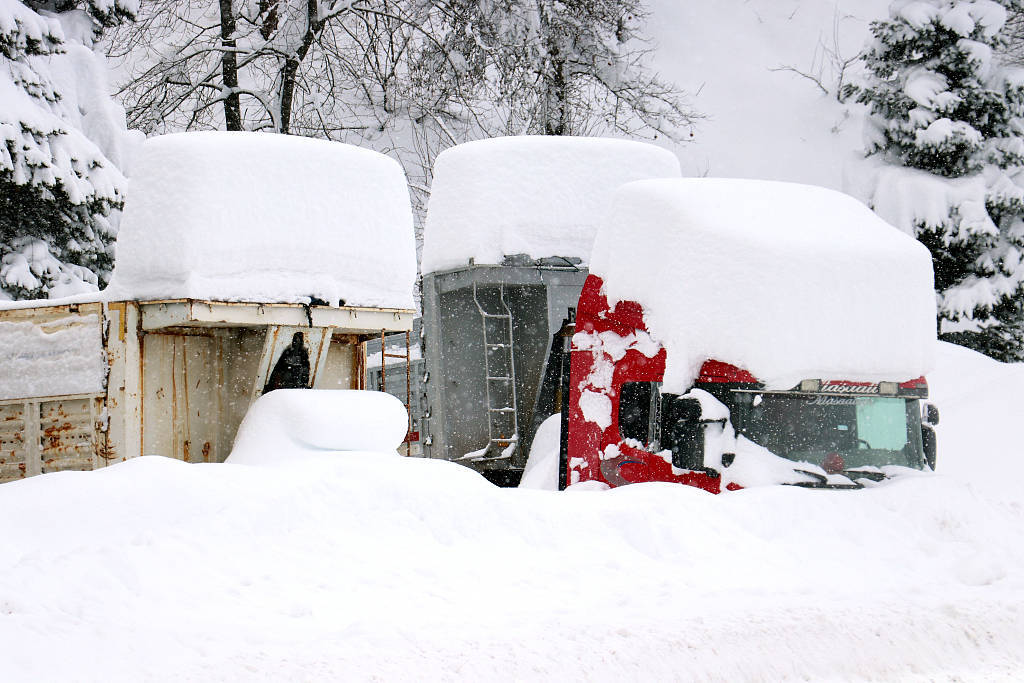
855;397;908;451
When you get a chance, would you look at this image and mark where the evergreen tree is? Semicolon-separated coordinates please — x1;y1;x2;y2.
847;0;1024;361
0;0;133;300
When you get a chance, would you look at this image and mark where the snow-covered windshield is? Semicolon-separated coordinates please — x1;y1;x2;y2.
732;392;926;471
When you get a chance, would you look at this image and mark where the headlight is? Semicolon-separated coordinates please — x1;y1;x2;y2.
799;379;821;392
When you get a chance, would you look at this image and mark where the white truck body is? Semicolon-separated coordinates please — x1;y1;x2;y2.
0;298;413;482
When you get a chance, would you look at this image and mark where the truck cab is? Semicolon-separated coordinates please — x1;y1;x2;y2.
561;274;939;492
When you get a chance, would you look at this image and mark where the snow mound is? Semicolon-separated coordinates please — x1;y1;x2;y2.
518;413;561;490
0;345;1022;679
928;341;1024;492
227;389;409;464
108;132;417;309
590;178;937;391
421;136;681;274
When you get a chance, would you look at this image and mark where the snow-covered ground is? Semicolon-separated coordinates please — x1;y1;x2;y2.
1;341;1023;681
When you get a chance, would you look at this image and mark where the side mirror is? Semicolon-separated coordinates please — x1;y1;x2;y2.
924;403;939;426
922;424;937;470
672;397;702;423
663;396;703;471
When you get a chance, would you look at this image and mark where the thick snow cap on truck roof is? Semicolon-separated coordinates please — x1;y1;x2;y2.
108;132;417;309
590;178;938;392
421;136;681;274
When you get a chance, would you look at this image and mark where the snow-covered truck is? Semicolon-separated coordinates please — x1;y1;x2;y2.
0;133;417;481
559;178;940;491
419;136;681;484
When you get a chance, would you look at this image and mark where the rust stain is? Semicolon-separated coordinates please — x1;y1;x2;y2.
171;338;179;458
107;301;127;342
98;440;117;461
42;422;74;438
183;439;190;463
202;441;211;462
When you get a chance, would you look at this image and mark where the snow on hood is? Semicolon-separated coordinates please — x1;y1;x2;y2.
590;178;938;391
421;136;681;274
108;132;417;309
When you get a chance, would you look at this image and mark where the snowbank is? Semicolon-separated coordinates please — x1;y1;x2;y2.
927;341;1024;495
420;136;681;274
108;132;417;309
591;178;937;391
0;342;1022;680
228;389;409;464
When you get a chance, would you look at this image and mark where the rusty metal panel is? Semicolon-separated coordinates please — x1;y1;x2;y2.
182;334;221;463
0;395;103;482
0;402;29;482
217;328;265;460
318;338;357;390
103;301;142;464
143;329;262;464
40;397;98;474
142;333;179;459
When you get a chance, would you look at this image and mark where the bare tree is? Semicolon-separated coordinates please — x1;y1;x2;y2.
108;0;439;134
111;0;698;141
414;0;701;141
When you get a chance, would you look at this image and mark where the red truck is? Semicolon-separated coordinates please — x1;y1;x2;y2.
558;275;938;491
553;178;939;491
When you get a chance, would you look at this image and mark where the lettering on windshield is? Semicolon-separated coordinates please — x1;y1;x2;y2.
805;396;856;406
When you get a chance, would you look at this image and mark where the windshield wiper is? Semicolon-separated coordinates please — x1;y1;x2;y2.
842;468;887;482
787;468;864;489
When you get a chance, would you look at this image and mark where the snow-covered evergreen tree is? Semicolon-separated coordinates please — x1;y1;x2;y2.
0;0;134;300
847;0;1024;361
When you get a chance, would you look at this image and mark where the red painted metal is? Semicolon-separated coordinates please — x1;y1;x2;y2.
697;359;759;384
566;275;721;493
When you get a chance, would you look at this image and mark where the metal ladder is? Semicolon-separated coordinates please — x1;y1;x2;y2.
472;281;519;459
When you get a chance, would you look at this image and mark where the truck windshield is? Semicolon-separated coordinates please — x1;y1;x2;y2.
732;392;926;471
